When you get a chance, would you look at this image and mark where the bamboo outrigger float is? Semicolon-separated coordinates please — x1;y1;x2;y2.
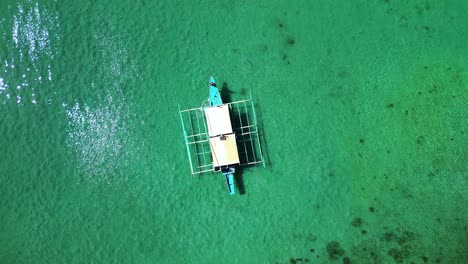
178;76;265;195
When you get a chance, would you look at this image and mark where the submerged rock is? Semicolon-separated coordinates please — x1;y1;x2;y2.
326;241;345;259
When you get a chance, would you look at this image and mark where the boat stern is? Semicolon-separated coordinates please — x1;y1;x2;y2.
222;167;236;195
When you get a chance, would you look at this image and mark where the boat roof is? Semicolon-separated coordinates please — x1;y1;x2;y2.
204;105;233;137
209;133;240;167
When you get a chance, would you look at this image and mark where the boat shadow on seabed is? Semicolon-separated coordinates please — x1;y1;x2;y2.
221;82;270;195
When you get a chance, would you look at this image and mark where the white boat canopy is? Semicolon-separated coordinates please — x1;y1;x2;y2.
204;105;240;167
204;105;233;137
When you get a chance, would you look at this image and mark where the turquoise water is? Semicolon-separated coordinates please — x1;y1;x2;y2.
0;0;467;263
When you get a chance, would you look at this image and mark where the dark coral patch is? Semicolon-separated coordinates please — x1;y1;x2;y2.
326;241;345;259
383;231;396;242
416;136;424;145
343;256;351;264
397;230;416;245
351;217;363;227
307;234;317;242
287;37;295;46
388;248;409;263
421;256;429;263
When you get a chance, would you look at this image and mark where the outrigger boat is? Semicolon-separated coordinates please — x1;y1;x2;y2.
178;76;265;195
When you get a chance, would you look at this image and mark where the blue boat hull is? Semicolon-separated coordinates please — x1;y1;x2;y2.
209;76;223;106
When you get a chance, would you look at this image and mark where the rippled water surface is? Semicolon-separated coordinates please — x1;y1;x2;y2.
0;0;467;263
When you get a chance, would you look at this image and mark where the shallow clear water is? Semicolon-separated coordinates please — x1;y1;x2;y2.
0;0;467;263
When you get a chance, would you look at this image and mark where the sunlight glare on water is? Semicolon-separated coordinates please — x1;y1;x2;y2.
0;0;59;105
64;93;135;183
63;14;139;184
